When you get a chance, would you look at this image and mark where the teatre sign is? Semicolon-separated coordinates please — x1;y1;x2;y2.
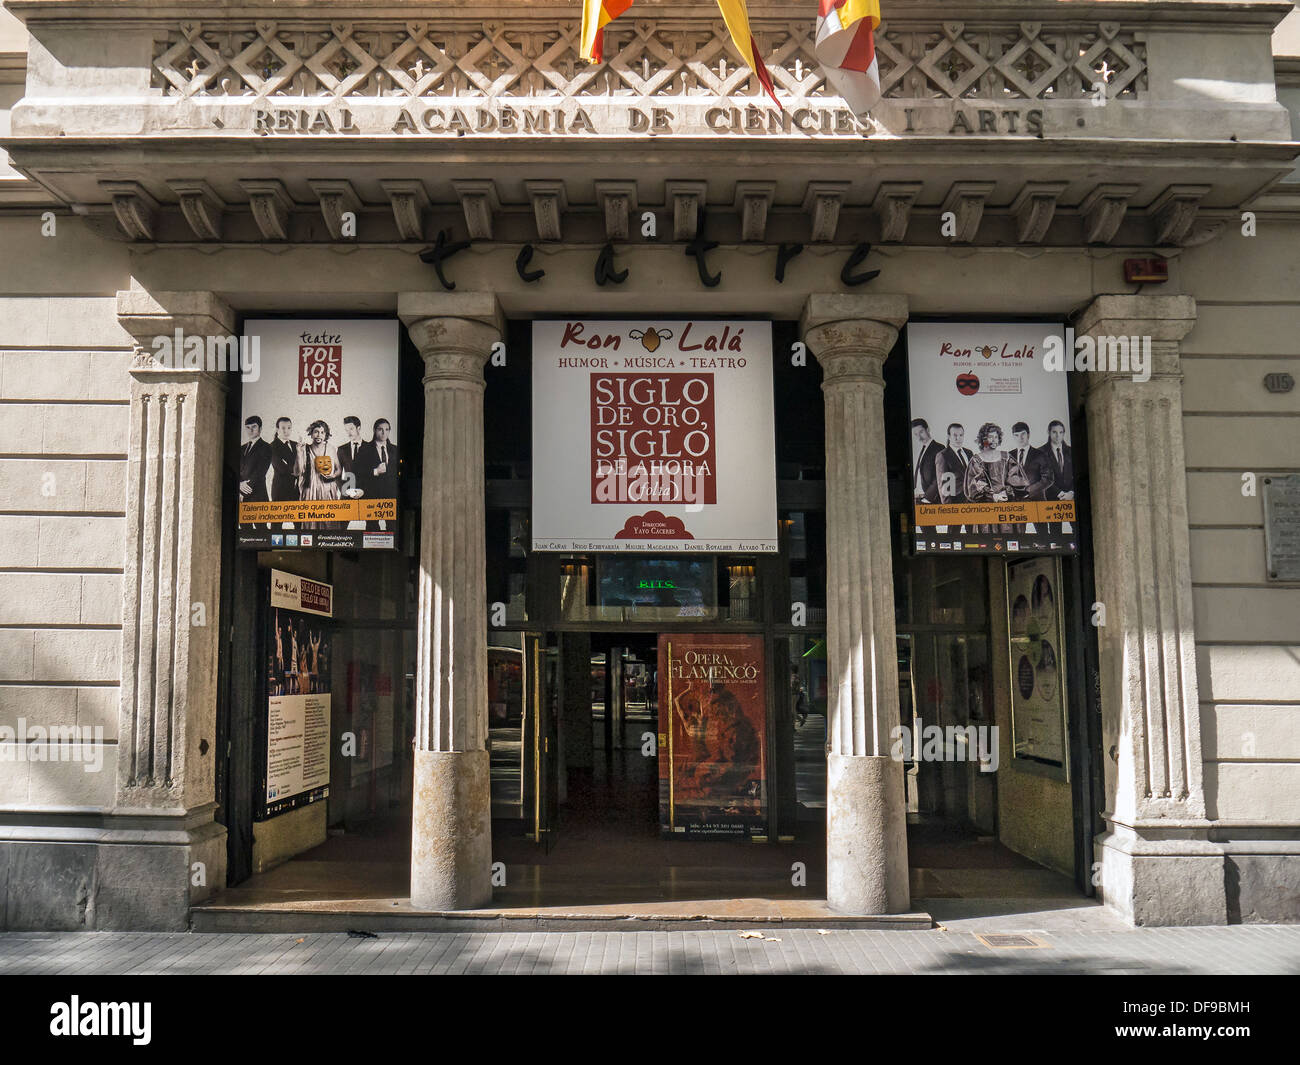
532;320;777;553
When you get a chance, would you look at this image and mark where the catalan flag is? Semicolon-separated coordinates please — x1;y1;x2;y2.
815;0;882;117
714;0;780;108
580;0;634;63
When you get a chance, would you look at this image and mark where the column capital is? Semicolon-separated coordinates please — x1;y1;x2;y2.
801;294;909;384
398;292;505;383
116;288;237;383
1074;294;1197;389
1075;294;1197;343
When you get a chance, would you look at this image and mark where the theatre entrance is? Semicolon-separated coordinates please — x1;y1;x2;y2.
487;625;829;855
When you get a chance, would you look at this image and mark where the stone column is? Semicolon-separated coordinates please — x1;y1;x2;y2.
1076;294;1225;924
801;294;910;914
113;287;233;927
398;293;503;911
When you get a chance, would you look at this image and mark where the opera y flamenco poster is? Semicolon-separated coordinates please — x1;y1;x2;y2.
658;634;767;839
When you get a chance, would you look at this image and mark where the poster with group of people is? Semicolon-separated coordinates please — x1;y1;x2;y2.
906;322;1077;555
238;319;401;552
658;634;767;838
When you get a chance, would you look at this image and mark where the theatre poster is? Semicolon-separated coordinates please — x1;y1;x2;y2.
1007;556;1069;776
658;634;767;839
237;319;401;552
906;322;1077;556
260;569;332;819
531;320;778;553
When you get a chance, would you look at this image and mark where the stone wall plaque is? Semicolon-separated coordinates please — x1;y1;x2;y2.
1264;474;1300;582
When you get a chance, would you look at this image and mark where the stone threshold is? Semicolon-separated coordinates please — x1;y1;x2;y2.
191;900;934;933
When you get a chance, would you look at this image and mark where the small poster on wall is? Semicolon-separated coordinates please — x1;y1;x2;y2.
260;569;332;818
238;319;401;552
658;634;767;838
906;322;1078;556
1007;556;1069;775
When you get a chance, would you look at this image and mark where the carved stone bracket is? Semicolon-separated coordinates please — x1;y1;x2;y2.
872;182;922;243
1010;181;1068;244
525;179;568;242
595;180;638;241
308;179;361;239
167;179;226;241
452;178;500;240
804;181;850;243
940;181;996;244
1149;184;1211;246
239;179;292;241
666;180;707;240
101;181;159;241
734;181;776;242
1079;183;1139;244
380;179;430;241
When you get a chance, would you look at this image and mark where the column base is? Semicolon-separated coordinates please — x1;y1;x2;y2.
827;753;910;914
1095;827;1227;926
410;748;492;911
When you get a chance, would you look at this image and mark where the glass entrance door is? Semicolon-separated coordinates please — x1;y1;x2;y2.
488;631;558;850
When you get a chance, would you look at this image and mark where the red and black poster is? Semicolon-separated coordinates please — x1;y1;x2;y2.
658;634;767;839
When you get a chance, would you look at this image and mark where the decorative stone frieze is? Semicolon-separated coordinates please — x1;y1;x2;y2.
150;18;1147;104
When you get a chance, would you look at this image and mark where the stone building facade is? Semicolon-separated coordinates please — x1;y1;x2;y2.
0;0;1297;929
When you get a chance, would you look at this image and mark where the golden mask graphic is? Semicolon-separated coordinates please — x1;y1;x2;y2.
979;345;995;360
314;454;333;478
629;327;673;353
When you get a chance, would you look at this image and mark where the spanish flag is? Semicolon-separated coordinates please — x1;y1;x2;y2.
714;0;781;108
581;0;635;63
815;0;882;117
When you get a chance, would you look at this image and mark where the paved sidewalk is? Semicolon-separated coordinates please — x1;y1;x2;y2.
3;920;1299;975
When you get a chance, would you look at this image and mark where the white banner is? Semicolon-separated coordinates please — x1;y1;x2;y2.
531;320;778;552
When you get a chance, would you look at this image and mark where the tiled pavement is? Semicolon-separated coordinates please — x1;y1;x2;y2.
3;922;1300;975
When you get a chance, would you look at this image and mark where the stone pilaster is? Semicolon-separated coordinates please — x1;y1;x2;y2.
398;292;503;911
1076;294;1225;925
801;294;910;915
112;287;234;925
